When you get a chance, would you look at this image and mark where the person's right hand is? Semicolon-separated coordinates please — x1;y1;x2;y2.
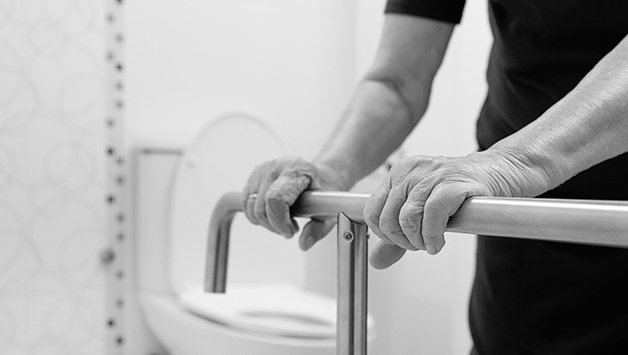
242;156;347;251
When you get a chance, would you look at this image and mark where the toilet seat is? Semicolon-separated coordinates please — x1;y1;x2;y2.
179;284;337;340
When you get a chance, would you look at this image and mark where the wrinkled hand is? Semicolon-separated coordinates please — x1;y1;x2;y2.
365;150;552;269
242;156;346;251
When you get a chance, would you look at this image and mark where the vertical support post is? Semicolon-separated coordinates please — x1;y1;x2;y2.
337;212;368;355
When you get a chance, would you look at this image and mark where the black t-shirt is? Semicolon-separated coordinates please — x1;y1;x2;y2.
385;1;628;354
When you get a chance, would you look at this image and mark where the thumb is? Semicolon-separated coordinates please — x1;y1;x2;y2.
369;241;407;269
299;219;336;251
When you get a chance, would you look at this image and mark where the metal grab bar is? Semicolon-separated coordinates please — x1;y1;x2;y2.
288;191;628;248
204;191;628;355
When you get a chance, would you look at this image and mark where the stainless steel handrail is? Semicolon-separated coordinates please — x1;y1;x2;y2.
205;191;628;354
291;191;628;248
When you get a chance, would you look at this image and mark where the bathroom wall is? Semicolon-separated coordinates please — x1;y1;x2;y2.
125;0;356;159
125;1;491;355
0;1;108;354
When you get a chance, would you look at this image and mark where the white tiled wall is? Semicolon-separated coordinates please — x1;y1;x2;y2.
0;1;107;354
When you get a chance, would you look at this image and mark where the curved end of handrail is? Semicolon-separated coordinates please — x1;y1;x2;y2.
204;192;241;293
203;191;367;293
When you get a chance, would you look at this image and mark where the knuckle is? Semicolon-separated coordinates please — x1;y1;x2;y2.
399;205;422;227
423;196;449;216
265;186;289;205
398;215;419;231
423;203;446;217
281;168;302;179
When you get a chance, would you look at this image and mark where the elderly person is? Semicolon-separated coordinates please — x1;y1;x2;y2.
242;1;628;353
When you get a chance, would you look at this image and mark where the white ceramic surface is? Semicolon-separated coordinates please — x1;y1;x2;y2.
140;292;336;355
179;284;337;340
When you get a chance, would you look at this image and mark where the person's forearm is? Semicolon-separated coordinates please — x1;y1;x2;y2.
311;78;425;190
490;35;628;196
312;15;455;190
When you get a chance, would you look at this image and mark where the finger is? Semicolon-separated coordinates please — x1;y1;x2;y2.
399;185;433;250
245;194;259;225
369;240;407;269
363;177;394;245
242;166;267;227
298;219;336;251
265;171;311;238
253;181;279;234
398;198;426;250
379;184;419;251
421;185;466;255
241;181;259;225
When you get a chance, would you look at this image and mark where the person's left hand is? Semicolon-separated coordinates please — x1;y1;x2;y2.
364;150;553;269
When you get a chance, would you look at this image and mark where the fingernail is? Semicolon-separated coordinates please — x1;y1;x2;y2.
426;245;437;255
282;232;292;239
304;235;315;250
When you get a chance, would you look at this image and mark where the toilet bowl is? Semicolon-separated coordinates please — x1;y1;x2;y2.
139;287;338;355
133;114;373;355
180;284;337;339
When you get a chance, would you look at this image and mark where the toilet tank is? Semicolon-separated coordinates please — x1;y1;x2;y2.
134;143;183;295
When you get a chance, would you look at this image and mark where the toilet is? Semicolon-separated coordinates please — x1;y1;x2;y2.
133;114;373;355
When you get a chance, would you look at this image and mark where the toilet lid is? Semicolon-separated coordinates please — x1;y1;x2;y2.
169;113;305;293
179;284;338;339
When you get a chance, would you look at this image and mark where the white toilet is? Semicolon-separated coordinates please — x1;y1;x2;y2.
133;114;373;355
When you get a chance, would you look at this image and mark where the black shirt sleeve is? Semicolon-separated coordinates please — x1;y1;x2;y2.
385;0;467;24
